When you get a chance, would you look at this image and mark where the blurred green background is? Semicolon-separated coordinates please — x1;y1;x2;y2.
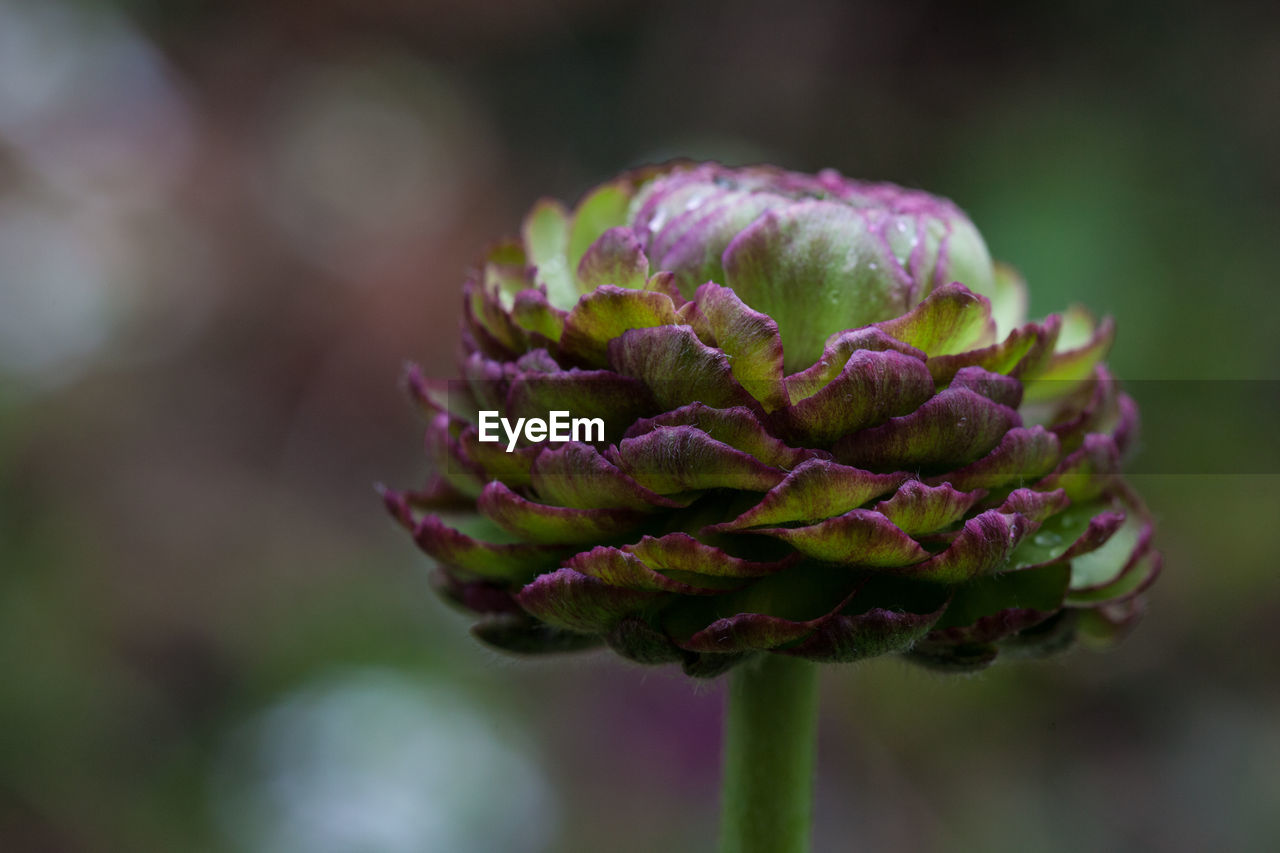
1;1;1277;850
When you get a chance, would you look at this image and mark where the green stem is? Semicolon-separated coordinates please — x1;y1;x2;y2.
718;653;820;853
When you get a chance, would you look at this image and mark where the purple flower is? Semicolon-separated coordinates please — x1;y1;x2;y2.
383;162;1159;677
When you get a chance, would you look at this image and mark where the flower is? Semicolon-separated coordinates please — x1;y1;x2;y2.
382;162;1159;677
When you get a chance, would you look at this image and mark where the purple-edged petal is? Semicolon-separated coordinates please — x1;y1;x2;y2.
465;277;527;355
477;481;644;544
751;510;930;566
651;190;790;296
931;426;1061;492
709;458;906;532
608;325;756;410
784;327;926;399
576;226;650;290
926;563;1071;644
781;575;952;662
481;244;533;309
566;546;739;594
1066;506;1154;593
1036;433;1122;502
461;350;511;413
948;366;1023;409
1046;367;1139;457
783;605;946;662
425;413;484;496
625;533;796;578
609;426;786;493
681;612;821;654
530;442;687;510
505;367;654;441
567;178;635;285
903;501;1053;583
835;387;1021;472
510;289;566;343
1022;309;1116;400
875;282;997;356
559;285;679;366
1067;549;1161;607
412;513;567;582
458;425;540;487
692;282;788;411
778;349;936;445
926;319;1055;384
997;487;1071;523
379;481;472;521
873;480;986;536
671;565;884;654
626;403;815;469
1007;498;1126;571
516;568;660;633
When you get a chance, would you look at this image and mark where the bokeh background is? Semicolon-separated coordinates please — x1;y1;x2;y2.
2;1;1278;850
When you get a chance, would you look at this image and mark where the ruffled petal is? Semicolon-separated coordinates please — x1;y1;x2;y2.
708;458;905;532
560;285;680;366
477;481;645;544
576;226;650;290
626;403;815;469
875;282;997;356
749;510;930;566
608;326;757;410
835;387;1021;472
692;282;788;411
873;479;987;536
609;425;787;493
778;349;935;445
529;442;688;510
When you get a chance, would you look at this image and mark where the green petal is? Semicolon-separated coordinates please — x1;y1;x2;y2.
522;198;576;310
627;403;814;469
835;387;1020;473
609;426;786;494
709;459;905;531
559;285;680;366
568;180;635;287
989;262;1028;338
874;282;997;357
751;510;930;567
693;283;788;412
530;442;688;510
576;226;650;291
608;326;756;411
779;349;935;445
516;568;660;633
873;480;987;536
931;426;1062;492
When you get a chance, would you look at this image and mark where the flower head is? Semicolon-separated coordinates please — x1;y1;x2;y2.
384;162;1159;677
